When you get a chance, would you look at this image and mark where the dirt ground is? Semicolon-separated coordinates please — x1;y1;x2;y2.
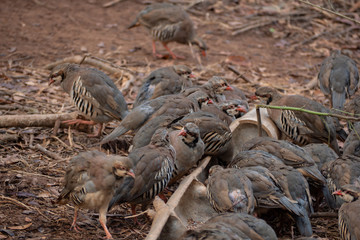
1;0;359;239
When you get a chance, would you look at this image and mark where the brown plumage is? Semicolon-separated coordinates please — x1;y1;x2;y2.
57;151;134;239
133;65;194;108
206;165;255;214
169;123;205;184
229;150;313;236
318;50;359;110
128;3;207;59
172;111;233;165
255;86;340;154
108;128;175;217
180;212;277;240
322;155;360;208
302;143;338;171
241;137;327;187
343;122;360;157
49;63;129;137
182;76;233;103
235;166;303;216
101;94;198;144
332;182;360;240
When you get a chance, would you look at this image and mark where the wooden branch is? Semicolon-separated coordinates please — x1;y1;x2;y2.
227;65;254;84
145;156;211;240
297;0;360;25
0;112;79;128
256;107;262;137
44;55;132;74
256;104;360;121
30;144;62;160
304;76;318;89
0;134;19;144
103;0;125;8
232;18;276;36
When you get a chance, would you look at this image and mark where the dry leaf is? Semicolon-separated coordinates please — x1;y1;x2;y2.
8;222;32;230
37;191;51;198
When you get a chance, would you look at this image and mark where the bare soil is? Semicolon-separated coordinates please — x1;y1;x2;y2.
1;0;359;239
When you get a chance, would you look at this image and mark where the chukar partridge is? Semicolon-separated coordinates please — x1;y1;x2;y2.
318;50;359;111
57;151;134;239
332;182;360;240
128;3;207;59
108;128;175;220
206;165;255;214
49;63;129;137
255;86;340;154
133;65;194;108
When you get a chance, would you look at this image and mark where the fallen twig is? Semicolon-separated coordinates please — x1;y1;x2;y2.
232;18;277;36
103;0;125;8
297;0;360;25
145;156;211;240
30;144;62;160
44;55;133;74
0;195;32;209
304;76;318;90
0;112;79;128
0;134;19;144
227;65;254;84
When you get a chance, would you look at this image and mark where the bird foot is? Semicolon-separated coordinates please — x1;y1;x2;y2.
70;223;82;232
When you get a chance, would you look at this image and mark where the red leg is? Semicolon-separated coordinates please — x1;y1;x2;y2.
152;41;163;58
130;204;139;225
62;119;102;138
99;210;113;239
162;42;185;60
70;208;82;232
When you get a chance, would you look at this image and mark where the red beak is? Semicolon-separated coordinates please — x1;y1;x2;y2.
250;95;258;100
225;86;233;91
201;50;206;57
208;99;213;104
127;170;135;179
237;107;247;113
49;78;55;86
332;190;343;196
178;129;187;136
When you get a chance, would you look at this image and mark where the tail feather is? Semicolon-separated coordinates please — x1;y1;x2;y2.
298;167;326;185
127;17;140;29
294;202;313;236
101;126;128;145
279;196;302;216
108;176;134;211
322;185;336;209
295;215;313;237
332;91;346;111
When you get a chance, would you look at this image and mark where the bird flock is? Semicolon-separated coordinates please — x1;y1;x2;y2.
47;2;360;240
